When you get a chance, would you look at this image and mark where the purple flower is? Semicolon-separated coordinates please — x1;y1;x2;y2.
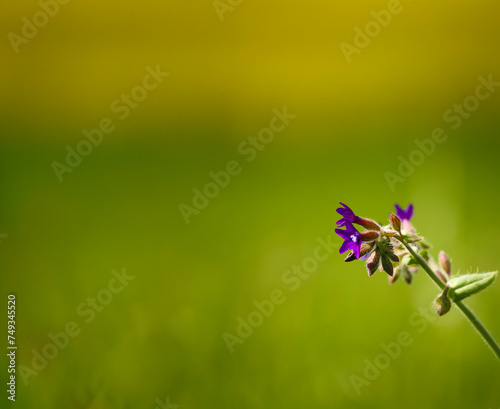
395;203;414;221
336;202;357;226
335;221;362;259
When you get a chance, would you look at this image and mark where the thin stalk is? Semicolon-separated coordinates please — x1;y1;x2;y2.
395;235;500;360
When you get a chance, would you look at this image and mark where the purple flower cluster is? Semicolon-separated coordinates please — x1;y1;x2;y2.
331;201;500;357
334;202;415;278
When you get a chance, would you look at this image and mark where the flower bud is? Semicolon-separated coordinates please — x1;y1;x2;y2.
439;251;451;277
354;217;381;231
366;250;380;276
360;242;375;256
433;289;452;316
361;231;379;242
389;213;401;233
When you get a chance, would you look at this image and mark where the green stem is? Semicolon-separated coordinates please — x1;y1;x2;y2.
395;235;500;360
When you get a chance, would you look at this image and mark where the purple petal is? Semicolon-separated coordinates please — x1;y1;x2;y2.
339;240;351;254
336;207;346;216
406;204;414;220
394;204;404;219
339;222;361;238
394;203;414;221
336;202;355;222
343;221;357;234
353;243;361;258
335;228;350;240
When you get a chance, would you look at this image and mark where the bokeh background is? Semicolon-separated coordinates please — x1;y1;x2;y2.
1;1;500;408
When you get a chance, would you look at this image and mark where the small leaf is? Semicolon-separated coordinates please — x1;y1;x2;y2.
388;252;399;263
447;272;498;302
381;256;394;276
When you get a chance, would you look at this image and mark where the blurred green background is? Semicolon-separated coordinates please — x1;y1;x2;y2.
1;0;500;408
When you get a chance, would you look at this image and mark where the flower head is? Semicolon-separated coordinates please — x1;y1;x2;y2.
336;202;381;231
394;203;414;221
335;221;362;259
336;202;356;226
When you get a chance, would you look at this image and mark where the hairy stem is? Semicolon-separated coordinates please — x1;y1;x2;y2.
395;236;500;360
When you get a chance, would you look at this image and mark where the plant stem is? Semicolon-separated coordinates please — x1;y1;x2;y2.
395;236;500;360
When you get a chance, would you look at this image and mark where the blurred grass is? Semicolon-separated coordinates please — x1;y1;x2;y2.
1;0;500;407
2;133;500;408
